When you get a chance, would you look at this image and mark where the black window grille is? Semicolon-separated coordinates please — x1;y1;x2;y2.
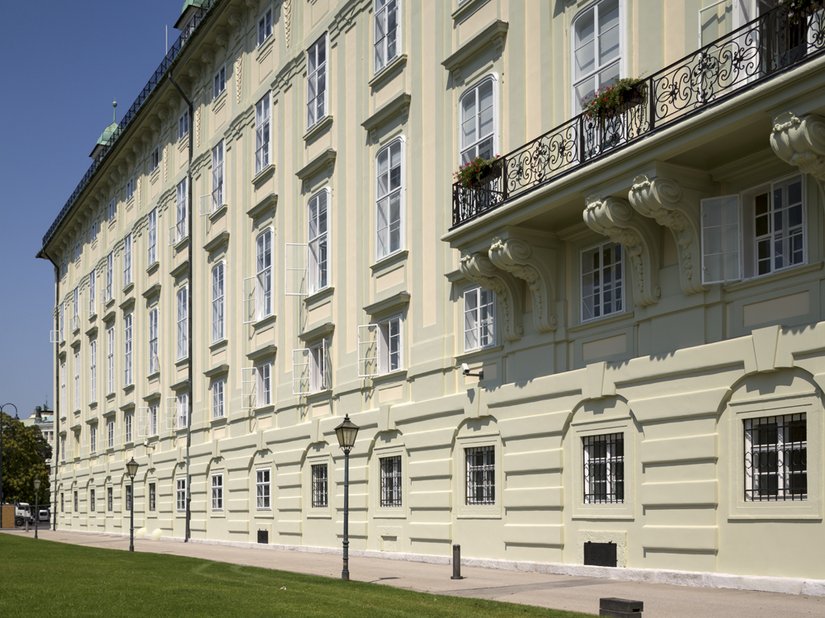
465;446;495;505
380;456;402;507
312;464;328;508
583;433;624;504
148;482;156;511
745;413;807;501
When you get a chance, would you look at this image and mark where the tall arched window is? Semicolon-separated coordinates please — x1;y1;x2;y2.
573;0;621;112
459;75;497;164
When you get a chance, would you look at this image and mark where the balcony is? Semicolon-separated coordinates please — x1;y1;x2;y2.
451;4;825;229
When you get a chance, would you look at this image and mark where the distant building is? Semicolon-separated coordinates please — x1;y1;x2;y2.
21;406;54;465
38;0;825;591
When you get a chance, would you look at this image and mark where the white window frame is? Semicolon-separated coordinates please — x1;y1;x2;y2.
147;208;158;266
89;338;97;404
463;286;496;351
178;110;190;141
292;339;330;395
73;349;80;411
90;425;97;455
255;94;271;174
105;252;113;302
211;473;224;511
583;432;625;504
211;377;225;419
176;391;189;430
174;179;188;244
255;229;273;319
123;312;133;387
572;0;622;113
256;468;271;510
376;138;404;260
379;455;402;508
256;361;272;407
125;177;135;202
212;65;226;100
148;307;159;375
311;463;329;508
176;477;187;512
358;315;402;377
308;190;329;294
211;140;225;211
257;8;273;47
106;324;115;394
107;485;113;511
72;287;79;331
306;34;328;128
88;269;96;316
147;402;159;437
150;146;160;172
107;418;115;449
107;197;116;222
465;445;495;506
459;75;498;164
580;241;625;322
125;410;133;444
744;413;807;502
212;261;225;343
374;0;400;74
177;285;189;361
148;481;156;511
123;233;132;288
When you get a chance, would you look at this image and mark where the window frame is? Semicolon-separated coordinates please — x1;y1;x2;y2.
211;140;225;211
256;468;271;510
459;74;498;164
147;208;158;266
178;110;190;141
148;306;159;375
177;285;189;361
464;445;496;506
306;34;328;128
255;229;274;319
211;377;225;419
379;455;403;508
307;189;329;294
211;473;224;511
148;481;156;511
107;486;113;512
463;286;496;352
212;65;226;100
176;477;187;512
106;324;115;395
176;391;189;430
744;413;807;502
311;463;329;508
123;312;133;387
212;261;226;343
375;137;404;261
582;432;625;504
580;240;625;323
255;94;271;174
572;0;623;113
257;8;273;47
374;0;401;74
175;178;188;244
256;361;272;407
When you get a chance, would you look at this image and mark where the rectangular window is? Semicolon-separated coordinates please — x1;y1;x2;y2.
310;340;328;392
122;234;132;287
255;94;271;174
211;378;225;419
177;285;188;360
376;139;403;259
125;484;133;511
73;349;80;411
581;242;624;322
147;208;158;266
745;413;807;501
74;491;79;512
306;35;327;127
311;464;328;508
107;418;115;449
90;424;97;455
60;435;66;464
464;287;495;351
465;446;495;505
89;338;97;403
176;478;187;512
211;140;224;211
374;0;400;73
107;486;113;511
176;391;189;430
583;433;624;504
105;252;113;302
148;482;156;511
308;191;328;293
90;488;96;512
212;262;225;342
256;468;271;509
148;403;158;437
123;312;133;386
178;110;190;141
150;146;160;172
573;0;621;112
88;269;96;315
175;179;188;243
107;197;116;222
106;325;115;394
257;8;273;46
148;307;159;375
125;411;133;444
460;76;496;163
256;362;272;407
212;66;226;99
380;455;402;507
749;176;805;276
125;177;135;202
72;287;79;330
211;473;224;511
256;230;273;318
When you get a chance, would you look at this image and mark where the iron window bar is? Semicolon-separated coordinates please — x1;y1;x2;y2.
583;433;624;504
465;446;495;505
744;413;807;501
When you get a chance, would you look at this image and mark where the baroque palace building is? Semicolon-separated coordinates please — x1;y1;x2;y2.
39;0;825;588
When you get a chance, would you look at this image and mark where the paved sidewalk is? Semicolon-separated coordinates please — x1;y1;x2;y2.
5;528;824;617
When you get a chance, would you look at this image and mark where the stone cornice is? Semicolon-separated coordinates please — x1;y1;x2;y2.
460;252;523;342
442;20;508;76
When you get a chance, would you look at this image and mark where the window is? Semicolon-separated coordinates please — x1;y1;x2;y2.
701;175;805;284
380;455;402;507
89;338;97;403
74;491;79;512
573;0;621;112
311;464;328;508
211;378;225;419
176;391;189;430
61;492;64;512
123;312;133;386
90;488;96;512
107;418;115;449
359;316;403;376
256;468;271;509
88;269;96;315
105;252;113;302
150;146;160;172
211;140;224;211
90;424;97;455
148;307;159;375
745;413;806;501
581;241;624;321
107;486;113;511
148;403;158;437
58;303;65;342
465;446;495;505
177;285;188;360
256;362;272;407
147;208;157;266
306;35;327;127
583;433;624;504
178;110;190;141
73;349;80;411
211;474;224;511
125;411;133;444
60;435;66;464
212;262;225;342
310;340;329;392
255;94;271;173
107;197;116;222
374;0;400;73
106;325;115;394
308;190;328;293
72;287;79;330
376;139;403;259
125;484;133;511
460;76;496;164
213;66;226;100
463;287;495;351
176;478;187;512
148;482;156;511
125;177;135;202
293;338;330;395
257;8;273;46
175;179;188;243
255;230;273;318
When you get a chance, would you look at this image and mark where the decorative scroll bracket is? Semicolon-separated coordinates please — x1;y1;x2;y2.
460;252;523;342
770;112;825;197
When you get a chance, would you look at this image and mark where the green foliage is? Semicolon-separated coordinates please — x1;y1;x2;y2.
1;412;51;504
583;78;646;120
779;0;825;22
454;156;500;188
0;535;593;617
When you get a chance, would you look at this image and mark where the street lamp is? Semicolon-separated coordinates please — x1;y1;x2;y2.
33;478;41;540
125;457;139;552
0;402;19;506
334;414;359;581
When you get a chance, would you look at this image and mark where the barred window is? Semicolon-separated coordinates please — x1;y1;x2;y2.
312;464;328;508
380;456;402;507
745;413;807;501
583;433;624;504
148;482;156;512
465;446;495;505
125;484;133;511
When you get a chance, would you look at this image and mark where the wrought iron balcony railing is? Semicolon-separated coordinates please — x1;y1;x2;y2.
452;4;825;229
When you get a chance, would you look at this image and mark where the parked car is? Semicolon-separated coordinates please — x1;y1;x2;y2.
38;509;50;523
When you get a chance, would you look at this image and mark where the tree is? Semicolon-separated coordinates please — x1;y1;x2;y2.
1;411;51;505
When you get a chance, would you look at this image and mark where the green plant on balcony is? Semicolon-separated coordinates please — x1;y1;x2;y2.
454;155;499;188
583;77;646;120
779;0;825;23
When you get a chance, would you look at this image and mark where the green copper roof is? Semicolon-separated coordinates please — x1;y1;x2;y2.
96;122;118;146
180;0;208;13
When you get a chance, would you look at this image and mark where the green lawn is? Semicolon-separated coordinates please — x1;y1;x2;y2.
0;535;593;617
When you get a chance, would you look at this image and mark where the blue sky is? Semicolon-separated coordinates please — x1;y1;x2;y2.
0;1;185;418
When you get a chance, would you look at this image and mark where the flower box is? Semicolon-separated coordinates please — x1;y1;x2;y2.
584;78;647;120
454;156;500;189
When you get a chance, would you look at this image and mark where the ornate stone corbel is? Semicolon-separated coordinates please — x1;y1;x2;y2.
770;112;825;191
583;196;661;307
488;236;557;332
628;174;704;295
460;252;523;342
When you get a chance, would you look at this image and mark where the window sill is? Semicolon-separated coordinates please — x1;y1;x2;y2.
146;261;160;275
371;369;408;385
721;261;823;293
247;192;277;219
123;384;135;395
371;249;408;276
303;115;333;143
210;416;227;427
568;309;633;333
88;311;97;322
369;54;407;91
256;35;274;60
305;286;334;309
147;371;160;382
209;338;228;352
451;0;491;22
456;344;502;364
211;90;227;113
306;511;332;520
306;389;333;404
106;392;116;402
173;236;190;252
252;163;275;187
175;356;190;368
253;403;275;415
252;313;277;330
373;510;406;520
209;203;228;223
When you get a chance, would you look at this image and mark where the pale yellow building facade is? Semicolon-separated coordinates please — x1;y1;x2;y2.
39;0;825;590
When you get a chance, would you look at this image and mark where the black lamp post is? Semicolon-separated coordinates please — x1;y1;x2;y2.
0;402;19;506
33;478;41;539
126;457;139;552
334;414;359;581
